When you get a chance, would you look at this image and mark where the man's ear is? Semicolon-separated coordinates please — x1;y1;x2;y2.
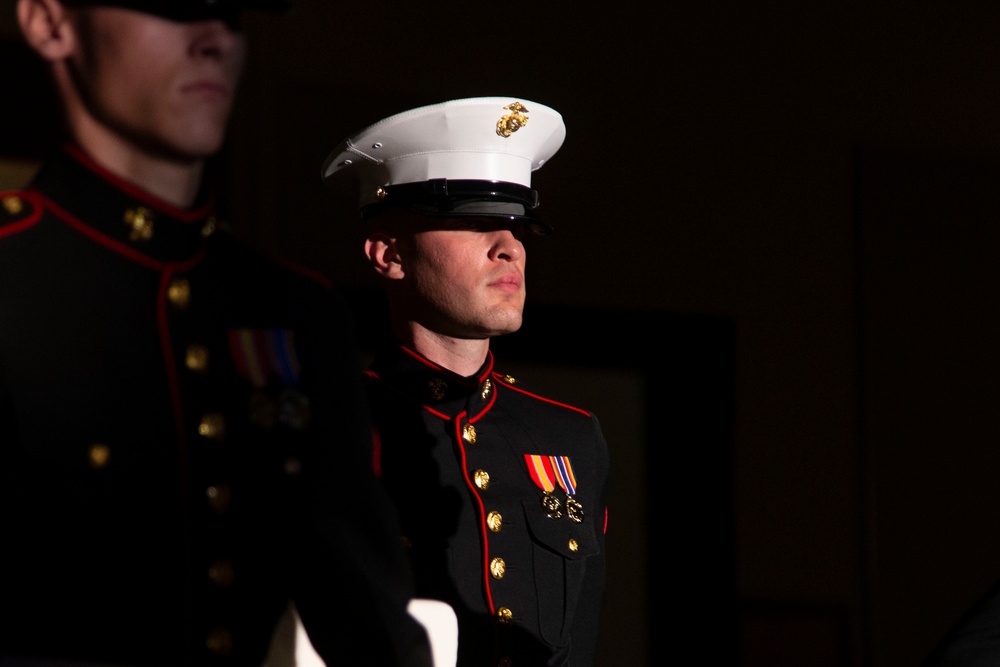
18;0;76;61
364;232;404;280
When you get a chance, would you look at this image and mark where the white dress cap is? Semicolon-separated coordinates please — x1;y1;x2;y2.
321;97;566;211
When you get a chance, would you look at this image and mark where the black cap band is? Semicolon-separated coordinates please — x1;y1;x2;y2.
361;179;552;234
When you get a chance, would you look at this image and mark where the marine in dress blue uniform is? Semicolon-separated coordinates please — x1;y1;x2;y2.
0;113;426;667
322;98;611;667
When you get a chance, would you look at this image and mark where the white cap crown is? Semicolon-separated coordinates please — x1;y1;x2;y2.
322;97;566;213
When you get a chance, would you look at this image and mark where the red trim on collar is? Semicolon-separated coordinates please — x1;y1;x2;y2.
0;191;44;239
64;143;215;222
399;344;495;382
41;195;175;271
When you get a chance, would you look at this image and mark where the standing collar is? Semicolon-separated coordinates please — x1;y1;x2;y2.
368;343;497;420
26;143;218;263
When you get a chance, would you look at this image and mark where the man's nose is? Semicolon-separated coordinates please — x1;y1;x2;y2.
489;229;524;262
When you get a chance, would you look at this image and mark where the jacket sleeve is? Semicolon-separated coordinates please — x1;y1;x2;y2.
283;285;431;667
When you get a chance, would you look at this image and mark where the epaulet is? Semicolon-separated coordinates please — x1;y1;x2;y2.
0;191;41;240
492;370;593;417
217;225;334;290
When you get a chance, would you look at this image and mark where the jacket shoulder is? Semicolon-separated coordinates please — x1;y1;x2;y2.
209;228;334;291
492;370;595;419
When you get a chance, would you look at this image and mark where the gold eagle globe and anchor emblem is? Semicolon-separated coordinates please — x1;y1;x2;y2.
123;206;154;242
496;102;530;138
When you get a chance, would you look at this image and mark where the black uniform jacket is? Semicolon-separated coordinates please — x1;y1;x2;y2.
364;343;610;667
0;145;428;666
922;577;1000;666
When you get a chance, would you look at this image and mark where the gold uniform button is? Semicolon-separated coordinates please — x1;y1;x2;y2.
208;559;235;588
486;511;503;533
490;557;506;579
2;195;23;214
568;538;579;552
201;216;217;237
496;607;513;625
462;423;477;444
501;374;517;384
88;443;110;468
206;484;232;514
185;344;209;373
167;278;191;309
199;413;226;440
205;627;233;656
473;469;490;490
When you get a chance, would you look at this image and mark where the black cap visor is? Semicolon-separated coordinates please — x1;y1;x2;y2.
61;0;289;22
362;179;553;235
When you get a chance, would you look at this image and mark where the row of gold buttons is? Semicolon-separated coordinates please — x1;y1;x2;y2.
465;421;515;631
170;270;236;658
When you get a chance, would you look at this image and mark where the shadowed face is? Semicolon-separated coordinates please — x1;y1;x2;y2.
395;218;529;340
67;6;246;160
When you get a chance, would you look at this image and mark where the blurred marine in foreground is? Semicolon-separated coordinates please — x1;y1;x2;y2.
0;1;430;665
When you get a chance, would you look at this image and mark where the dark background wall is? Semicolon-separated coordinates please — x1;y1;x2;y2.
4;1;1000;665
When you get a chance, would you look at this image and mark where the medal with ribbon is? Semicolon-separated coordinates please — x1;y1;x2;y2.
524;454;563;519
550;455;584;523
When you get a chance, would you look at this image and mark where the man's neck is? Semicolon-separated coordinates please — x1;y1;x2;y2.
71;118;205;209
397;324;491;378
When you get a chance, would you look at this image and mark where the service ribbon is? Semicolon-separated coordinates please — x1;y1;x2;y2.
524;454;557;492
549;455;577;496
229;328;301;387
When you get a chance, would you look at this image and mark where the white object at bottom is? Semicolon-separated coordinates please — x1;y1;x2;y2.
263;599;458;667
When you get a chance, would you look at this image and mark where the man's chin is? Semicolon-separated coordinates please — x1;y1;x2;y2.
144;134;225;165
484;315;524;338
